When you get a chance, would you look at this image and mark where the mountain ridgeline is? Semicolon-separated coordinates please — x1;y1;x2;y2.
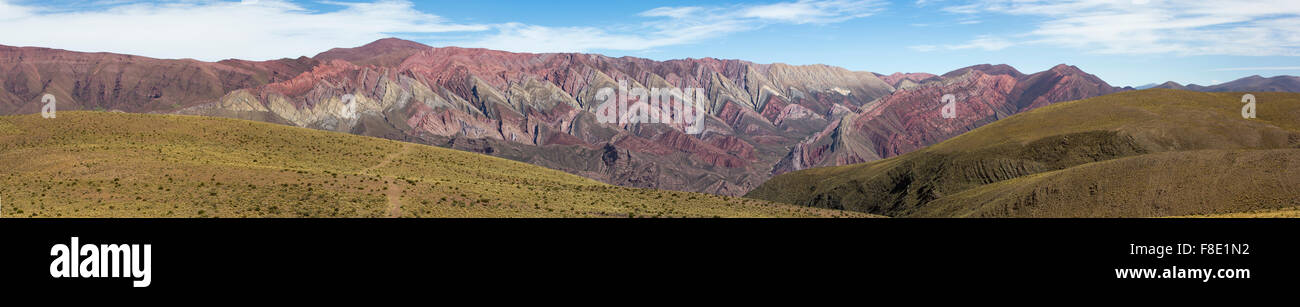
1150;75;1300;93
747;90;1300;217
0;39;1133;196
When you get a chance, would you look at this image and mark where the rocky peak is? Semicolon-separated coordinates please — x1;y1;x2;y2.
779;63;1118;174
0;39;1123;198
1048;63;1081;73
1155;81;1187;90
942;64;1024;79
879;72;939;88
314;37;432;67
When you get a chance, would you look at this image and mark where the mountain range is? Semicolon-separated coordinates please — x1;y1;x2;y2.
1135;75;1300;92
748;90;1300;217
773;63;1120;175
2;38;1291;197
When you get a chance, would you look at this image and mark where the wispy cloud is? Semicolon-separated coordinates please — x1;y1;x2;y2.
939;0;1300;56
948;35;1013;50
463;21;750;54
1211;66;1300;71
459;0;888;53
941;4;980;14
909;45;938;52
0;0;487;61
0;0;890;58
0;0;883;59
910;35;1013;52
737;0;886;24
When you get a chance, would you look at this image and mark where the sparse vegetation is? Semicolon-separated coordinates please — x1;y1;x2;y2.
749;90;1300;217
0;112;873;218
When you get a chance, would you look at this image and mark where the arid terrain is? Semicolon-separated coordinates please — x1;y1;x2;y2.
4;40;1299;218
748;90;1300;217
0;39;1126;196
0;111;874;218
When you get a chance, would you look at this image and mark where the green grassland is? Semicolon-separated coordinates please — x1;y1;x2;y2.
0;112;874;218
747;89;1300;217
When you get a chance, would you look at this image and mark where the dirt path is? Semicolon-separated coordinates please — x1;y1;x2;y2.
383;179;403;218
363;144;411;174
363;144;412;218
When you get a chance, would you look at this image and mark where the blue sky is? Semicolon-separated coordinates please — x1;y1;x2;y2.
2;0;1299;87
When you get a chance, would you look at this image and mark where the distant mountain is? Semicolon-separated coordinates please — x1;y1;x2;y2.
1204;75;1300;92
748;90;1300;217
0;38;1124;196
0;39;896;196
772;63;1123;175
0;44;317;114
1151;75;1300;92
1151;81;1189;91
877;72;938;89
940;64;1025;79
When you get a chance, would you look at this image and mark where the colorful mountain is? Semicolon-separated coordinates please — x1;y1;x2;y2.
0;39;1127;196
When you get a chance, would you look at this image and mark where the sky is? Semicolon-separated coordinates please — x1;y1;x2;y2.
1;0;1299;87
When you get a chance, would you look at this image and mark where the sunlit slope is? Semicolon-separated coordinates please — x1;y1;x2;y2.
746;89;1300;217
1174;206;1300;218
0;112;872;218
921;149;1300;217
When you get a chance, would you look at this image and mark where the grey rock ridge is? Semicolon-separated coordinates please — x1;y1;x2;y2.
0;38;1126;195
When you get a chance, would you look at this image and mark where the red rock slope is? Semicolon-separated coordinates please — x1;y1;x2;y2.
0;39;1123;196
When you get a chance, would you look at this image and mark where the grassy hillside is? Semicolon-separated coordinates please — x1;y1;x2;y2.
746;89;1300;217
0;112;873;218
1175;207;1300;218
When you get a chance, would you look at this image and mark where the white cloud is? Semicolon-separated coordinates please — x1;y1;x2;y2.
909;45;939;52
1211;66;1300;71
940;0;1300;56
0;1;33;20
465;21;749;54
0;0;889;59
460;0;886;53
915;0;942;7
948;36;1013;50
941;4;980;14
0;0;487;61
740;0;885;24
640;6;703;19
910;35;1013;52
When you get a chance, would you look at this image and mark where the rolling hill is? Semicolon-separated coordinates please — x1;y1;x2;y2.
746;89;1300;217
0;39;1125;197
0;111;872;218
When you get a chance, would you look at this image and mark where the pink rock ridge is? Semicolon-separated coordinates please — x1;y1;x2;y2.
0;39;1124;196
775;64;1122;175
